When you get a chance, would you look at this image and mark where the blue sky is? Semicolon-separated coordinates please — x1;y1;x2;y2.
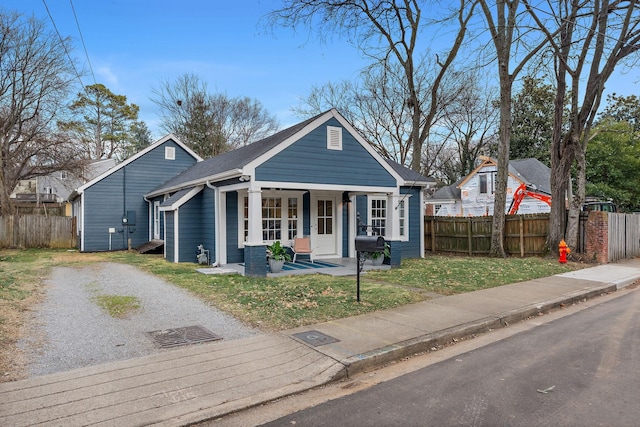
4;1;640;140
5;0;368;138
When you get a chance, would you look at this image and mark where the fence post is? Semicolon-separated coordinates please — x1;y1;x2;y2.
467;217;472;256
519;215;524;257
431;218;436;253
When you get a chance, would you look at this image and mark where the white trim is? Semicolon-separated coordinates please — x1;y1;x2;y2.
420;190;425;257
164;146;176;160
219;189;228;265
73;134;202;198
254;180;397;194
80;196;85;252
174;209;180;263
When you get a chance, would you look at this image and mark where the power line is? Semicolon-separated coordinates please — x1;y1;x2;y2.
42;0;85;89
69;0;96;85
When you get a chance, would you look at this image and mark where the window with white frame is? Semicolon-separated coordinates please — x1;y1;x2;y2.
239;192;302;246
398;199;408;240
262;197;282;241
369;197;387;236
287;197;298;240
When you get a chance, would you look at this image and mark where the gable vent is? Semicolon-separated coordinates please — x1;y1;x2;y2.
165;146;175;160
327;126;342;151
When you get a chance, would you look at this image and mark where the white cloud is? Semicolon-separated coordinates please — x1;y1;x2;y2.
96;66;119;87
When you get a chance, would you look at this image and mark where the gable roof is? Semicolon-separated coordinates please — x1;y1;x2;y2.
430;179;463;201
457;156;550;193
146;109;431;197
69;134;202;201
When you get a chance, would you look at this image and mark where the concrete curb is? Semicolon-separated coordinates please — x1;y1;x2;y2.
341;283;618;377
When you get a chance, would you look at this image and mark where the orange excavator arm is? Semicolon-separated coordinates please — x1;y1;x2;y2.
508;183;552;215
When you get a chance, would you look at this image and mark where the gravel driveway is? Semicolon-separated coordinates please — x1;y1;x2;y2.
18;262;258;377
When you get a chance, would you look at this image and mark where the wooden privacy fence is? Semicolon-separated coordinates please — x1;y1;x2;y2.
0;215;76;249
424;214;550;257
608;213;640;262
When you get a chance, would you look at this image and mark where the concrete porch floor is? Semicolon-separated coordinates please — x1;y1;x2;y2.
197;258;390;277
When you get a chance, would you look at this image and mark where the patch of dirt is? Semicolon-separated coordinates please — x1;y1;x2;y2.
0;280;47;382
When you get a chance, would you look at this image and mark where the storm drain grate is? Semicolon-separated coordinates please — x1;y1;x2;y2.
292;330;339;347
144;325;222;349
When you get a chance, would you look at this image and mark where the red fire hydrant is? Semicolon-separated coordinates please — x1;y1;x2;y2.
559;239;570;263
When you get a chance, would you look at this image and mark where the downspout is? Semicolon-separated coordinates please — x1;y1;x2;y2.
206;180;220;267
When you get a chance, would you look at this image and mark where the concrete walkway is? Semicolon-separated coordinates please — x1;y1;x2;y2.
2;258;640;426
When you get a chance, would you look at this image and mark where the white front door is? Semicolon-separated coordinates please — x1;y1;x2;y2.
153;201;160;240
312;196;337;256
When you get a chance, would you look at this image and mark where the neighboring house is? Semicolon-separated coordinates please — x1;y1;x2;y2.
72;109;435;276
69;135;202;252
10;159;116;215
425;156;551;217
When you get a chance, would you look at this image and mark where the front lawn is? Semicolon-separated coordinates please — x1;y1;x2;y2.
0;249;586;380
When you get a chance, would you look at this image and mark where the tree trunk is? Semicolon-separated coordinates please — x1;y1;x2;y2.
489;75;512;257
565;144;586;250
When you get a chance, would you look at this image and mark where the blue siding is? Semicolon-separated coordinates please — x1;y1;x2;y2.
165;212;175;262
256;118;396;187
225;191;243;263
400;187;422;258
81;139;197;252
341;202;350;257
355;195;368;235
176;190;204;263
303;192;311;236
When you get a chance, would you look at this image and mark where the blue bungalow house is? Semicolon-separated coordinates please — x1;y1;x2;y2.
72;109;435;276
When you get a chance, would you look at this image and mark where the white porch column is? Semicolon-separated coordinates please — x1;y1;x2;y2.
387;193;402;241
247;187;263;245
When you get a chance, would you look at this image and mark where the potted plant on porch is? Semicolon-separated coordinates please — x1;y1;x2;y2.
267;240;291;273
368;242;391;266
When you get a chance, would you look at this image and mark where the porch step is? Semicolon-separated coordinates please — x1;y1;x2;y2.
137;239;164;254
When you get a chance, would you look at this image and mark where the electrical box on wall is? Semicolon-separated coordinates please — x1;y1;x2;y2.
122;210;136;226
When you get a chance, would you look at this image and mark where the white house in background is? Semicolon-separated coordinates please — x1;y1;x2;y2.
425;156;552;217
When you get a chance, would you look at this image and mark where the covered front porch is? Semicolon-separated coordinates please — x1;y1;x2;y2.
197;257;390;278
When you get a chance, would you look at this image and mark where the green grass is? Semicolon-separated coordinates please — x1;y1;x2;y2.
93;294;141;318
365;256;582;295
0;249;587;331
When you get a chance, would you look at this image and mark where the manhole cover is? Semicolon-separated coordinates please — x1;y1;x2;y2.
145;325;222;349
292;330;339;347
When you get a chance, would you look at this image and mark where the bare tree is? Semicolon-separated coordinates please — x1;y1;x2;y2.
0;10;84;215
477;0;553;256
435;72;499;180
294;59;466;170
524;0;640;253
151;74;279;158
267;0;478;172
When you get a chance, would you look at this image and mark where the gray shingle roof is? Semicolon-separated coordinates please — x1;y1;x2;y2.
384;158;436;185
149;113;322;195
509;158;551;194
430;179;463;200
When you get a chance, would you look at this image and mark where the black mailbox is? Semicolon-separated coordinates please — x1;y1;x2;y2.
355;235;385;252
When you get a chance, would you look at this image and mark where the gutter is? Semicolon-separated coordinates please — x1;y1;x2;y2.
145;169;243;199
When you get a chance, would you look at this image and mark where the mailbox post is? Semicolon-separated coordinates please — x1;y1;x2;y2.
354;235;385;302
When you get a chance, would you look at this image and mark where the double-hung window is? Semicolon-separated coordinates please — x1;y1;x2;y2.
369;198;387;236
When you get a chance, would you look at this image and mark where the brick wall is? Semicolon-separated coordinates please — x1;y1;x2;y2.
585;211;608;263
